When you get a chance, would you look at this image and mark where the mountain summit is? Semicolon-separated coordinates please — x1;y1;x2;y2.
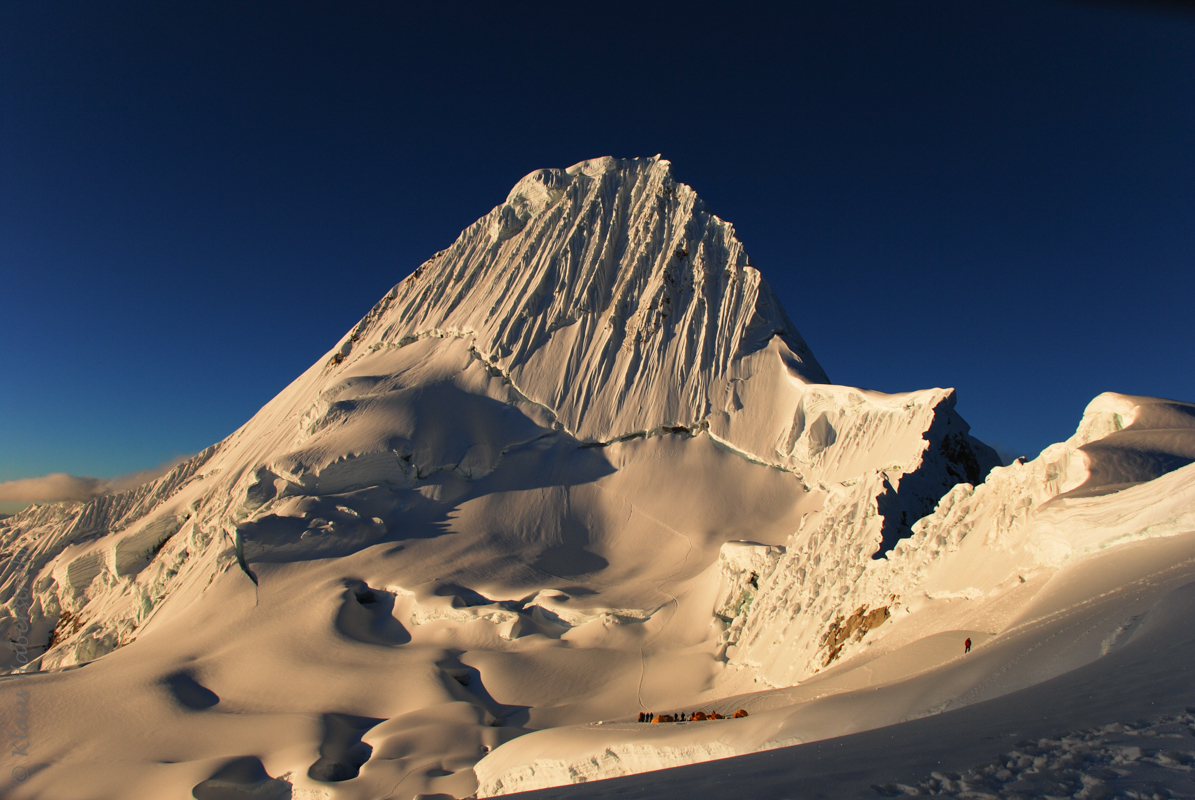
334;155;827;442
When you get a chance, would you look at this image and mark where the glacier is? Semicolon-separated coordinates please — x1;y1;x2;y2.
1;156;1192;800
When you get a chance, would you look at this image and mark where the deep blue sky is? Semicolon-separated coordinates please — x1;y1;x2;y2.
2;0;1193;487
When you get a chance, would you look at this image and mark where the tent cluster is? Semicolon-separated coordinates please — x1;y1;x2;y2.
638;709;749;723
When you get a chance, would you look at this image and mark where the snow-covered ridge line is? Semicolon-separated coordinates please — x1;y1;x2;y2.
721;393;1195;689
325;156;828;445
343;324;810;491
706;428;812;487
328;329;986;534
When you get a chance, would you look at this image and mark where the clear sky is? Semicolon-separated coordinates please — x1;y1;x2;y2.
2;1;1193;506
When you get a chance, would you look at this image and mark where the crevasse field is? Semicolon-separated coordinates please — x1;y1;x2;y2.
2;157;1194;800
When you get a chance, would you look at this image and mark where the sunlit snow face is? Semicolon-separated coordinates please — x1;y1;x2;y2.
12;154;1195;800
489;168;571;244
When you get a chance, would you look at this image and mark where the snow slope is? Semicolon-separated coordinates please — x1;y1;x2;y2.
491;543;1195;800
0;157;1189;800
330;155;828;445
473;397;1195;796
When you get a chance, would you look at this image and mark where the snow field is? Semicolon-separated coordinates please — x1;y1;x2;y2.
0;158;1192;800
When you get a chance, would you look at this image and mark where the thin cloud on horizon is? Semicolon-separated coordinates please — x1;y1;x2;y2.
0;457;191;512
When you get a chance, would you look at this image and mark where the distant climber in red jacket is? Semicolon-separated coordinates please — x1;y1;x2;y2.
964;637;972;654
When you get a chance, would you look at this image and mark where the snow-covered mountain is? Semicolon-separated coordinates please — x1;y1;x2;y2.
2;157;1192;800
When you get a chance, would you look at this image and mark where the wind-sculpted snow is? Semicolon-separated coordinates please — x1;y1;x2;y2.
1063;393;1195;498
329;156;827;444
716;393;1195;691
2;159;1193;800
874;711;1195;799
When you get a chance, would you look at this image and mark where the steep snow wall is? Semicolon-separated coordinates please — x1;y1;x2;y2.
326;156;828;444
717;393;1195;688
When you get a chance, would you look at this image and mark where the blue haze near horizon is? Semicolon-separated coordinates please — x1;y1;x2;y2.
1;1;1193;485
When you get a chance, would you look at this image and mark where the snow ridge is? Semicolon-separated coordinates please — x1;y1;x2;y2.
330;155;827;443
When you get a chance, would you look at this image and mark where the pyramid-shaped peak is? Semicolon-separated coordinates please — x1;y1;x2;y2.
333;157;828;441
